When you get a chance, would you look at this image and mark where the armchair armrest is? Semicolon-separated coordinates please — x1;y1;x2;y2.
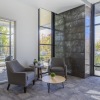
24;67;34;71
14;72;26;77
11;72;27;86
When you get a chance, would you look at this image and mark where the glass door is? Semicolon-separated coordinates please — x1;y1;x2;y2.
0;18;15;83
94;3;100;76
39;9;52;73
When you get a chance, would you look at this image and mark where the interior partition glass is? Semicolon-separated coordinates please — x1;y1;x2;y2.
94;3;100;76
39;9;52;73
0;18;15;83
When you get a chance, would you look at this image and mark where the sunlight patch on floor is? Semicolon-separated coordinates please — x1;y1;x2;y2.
95;70;100;76
91;95;100;100
87;90;100;95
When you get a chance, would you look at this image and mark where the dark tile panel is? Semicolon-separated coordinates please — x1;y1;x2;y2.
55;5;91;78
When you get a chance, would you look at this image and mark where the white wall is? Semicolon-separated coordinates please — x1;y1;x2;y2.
0;0;38;66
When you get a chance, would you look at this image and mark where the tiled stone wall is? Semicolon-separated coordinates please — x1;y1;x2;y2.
55;5;91;78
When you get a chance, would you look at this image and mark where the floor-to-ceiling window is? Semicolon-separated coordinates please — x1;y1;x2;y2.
39;9;52;72
0;18;15;82
94;3;100;76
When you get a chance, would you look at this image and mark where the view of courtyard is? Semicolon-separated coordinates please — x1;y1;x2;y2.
0;20;15;67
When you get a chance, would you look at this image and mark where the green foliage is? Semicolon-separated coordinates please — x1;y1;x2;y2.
0;26;9;46
95;40;100;65
40;56;44;61
50;72;56;77
40;33;51;44
34;59;38;63
40;32;51;61
95;55;100;66
0;26;8;33
95;40;100;51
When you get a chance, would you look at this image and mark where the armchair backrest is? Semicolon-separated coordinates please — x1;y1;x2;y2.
5;56;13;61
6;60;25;73
50;57;64;67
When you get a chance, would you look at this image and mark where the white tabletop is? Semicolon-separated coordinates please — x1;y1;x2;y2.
42;75;66;84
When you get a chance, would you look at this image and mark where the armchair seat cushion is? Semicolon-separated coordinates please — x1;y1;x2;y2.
26;72;35;81
50;67;64;72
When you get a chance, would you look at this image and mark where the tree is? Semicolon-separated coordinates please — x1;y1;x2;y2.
95;40;100;51
0;26;9;45
95;40;100;65
40;32;51;61
0;26;9;56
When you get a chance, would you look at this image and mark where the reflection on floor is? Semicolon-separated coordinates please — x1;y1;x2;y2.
0;67;7;83
94;67;100;76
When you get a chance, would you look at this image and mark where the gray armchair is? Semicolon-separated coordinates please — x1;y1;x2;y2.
48;57;67;79
6;60;35;93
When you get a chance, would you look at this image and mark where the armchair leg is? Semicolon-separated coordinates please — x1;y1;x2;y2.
33;80;35;85
24;87;27;93
7;84;10;90
65;75;67;80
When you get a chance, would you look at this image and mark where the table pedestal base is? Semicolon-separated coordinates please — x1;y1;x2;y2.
47;82;64;93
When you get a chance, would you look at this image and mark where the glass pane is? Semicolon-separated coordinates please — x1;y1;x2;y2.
0;47;9;73
11;35;14;58
11;47;14;58
40;45;51;61
11;21;15;34
0;19;15;65
0;19;15;83
95;25;100;66
0;34;10;46
40;28;51;44
95;3;100;24
95;16;100;24
0;47;10;59
11;35;14;46
11;21;15;59
0;20;10;34
40;9;51;28
95;25;100;40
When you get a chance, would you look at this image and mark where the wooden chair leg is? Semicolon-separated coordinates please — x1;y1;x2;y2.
24;87;27;93
33;80;35;85
7;84;10;90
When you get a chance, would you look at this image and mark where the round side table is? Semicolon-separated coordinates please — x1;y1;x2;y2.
30;64;44;80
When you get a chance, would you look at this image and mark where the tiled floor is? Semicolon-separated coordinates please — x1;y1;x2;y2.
0;75;100;100
0;67;7;83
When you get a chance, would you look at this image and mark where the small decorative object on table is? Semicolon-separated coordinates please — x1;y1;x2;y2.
50;72;56;78
33;59;38;65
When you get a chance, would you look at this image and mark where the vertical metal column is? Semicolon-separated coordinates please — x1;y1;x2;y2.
90;4;95;76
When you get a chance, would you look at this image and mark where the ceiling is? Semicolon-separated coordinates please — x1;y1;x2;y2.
17;0;100;14
88;0;100;4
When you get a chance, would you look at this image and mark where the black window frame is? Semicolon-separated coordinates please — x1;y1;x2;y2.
93;2;100;76
38;9;55;61
0;18;16;62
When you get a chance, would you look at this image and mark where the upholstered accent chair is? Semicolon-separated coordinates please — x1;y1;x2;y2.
48;57;67;79
6;60;35;93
